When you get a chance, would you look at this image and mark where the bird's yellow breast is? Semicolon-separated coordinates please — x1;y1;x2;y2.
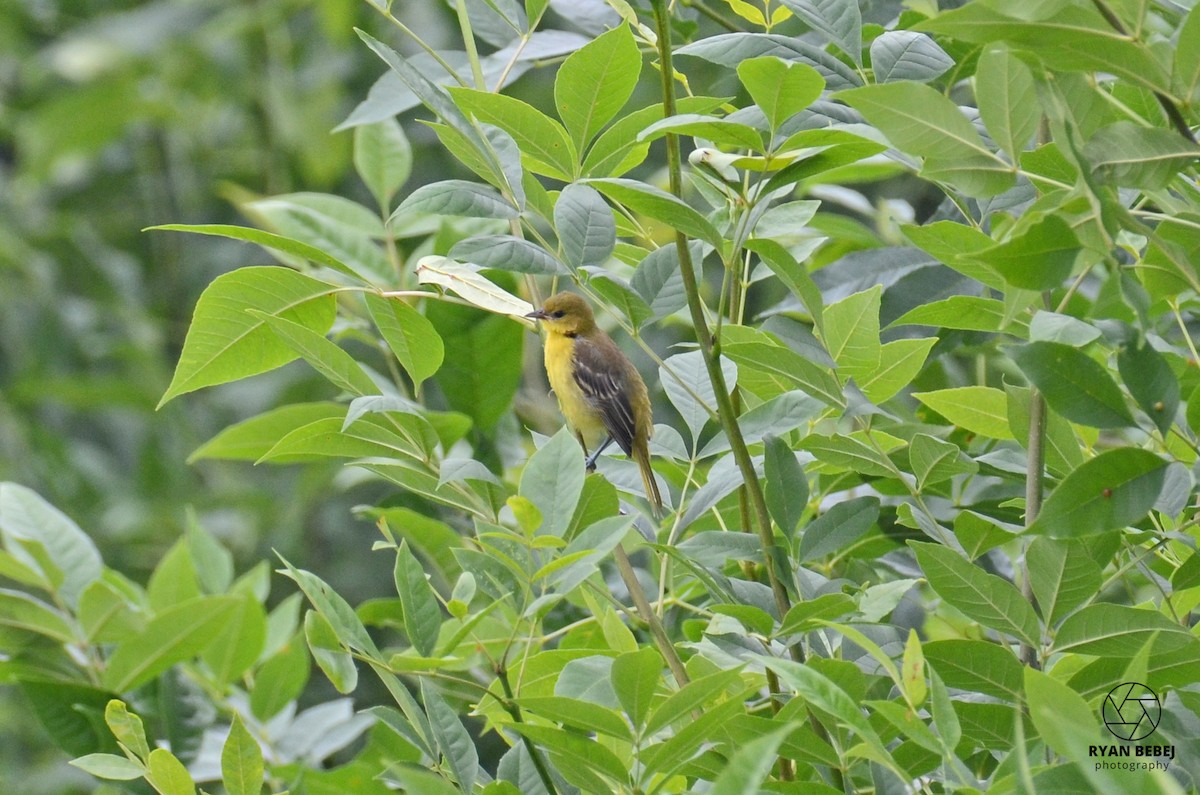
543;332;607;445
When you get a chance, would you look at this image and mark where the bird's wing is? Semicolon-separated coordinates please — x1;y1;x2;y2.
572;337;637;456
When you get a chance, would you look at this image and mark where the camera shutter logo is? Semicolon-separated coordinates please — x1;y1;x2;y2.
1102;682;1161;741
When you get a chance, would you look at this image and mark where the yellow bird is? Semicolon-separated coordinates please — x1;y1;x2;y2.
526;292;663;516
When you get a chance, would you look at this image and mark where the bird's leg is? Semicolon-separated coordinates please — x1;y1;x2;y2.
584;435;615;472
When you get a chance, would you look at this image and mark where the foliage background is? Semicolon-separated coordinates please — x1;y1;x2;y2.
1;0;458;789
2;0;1200;792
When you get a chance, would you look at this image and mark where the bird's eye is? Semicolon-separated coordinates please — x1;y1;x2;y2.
552;310;566;318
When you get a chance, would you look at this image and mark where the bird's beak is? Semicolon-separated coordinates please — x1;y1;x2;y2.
525;308;548;320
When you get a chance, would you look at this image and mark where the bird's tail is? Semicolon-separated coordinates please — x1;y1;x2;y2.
634;444;663;518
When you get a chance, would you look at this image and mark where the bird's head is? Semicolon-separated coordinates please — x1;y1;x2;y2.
525;292;596;336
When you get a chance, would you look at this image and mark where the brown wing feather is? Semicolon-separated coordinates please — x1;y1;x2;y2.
571;336;637;456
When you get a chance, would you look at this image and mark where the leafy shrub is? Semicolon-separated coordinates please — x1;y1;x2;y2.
3;0;1199;792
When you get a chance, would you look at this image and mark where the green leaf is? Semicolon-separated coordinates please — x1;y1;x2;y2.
555;25;641;150
365;294;444;389
821;285;881;382
780;0;863;64
16;681;112;757
248;193;390;282
971;215;1081;291
394;180;518;220
105;700;151;760
1023;668;1097;762
901;629;927;707
200;591;267;688
737;57;824;130
924;639;1023;702
587;178;723;250
892;297;1012;333
677;34;860;90
305;610;358;693
1052;603;1194;657
644;668;746;737
660;350;734;445
448;87;576;179
582;96;729;177
1084;121;1200;189
918;3;1172;96
79;577;142;643
837;82;1013;196
517;696;631;741
910;541;1040;646
870;30;953;83
763;657;884;748
699;390;820;458
449;235;568;275
512;723;629;786
1028;310;1100;346
1031;448;1168;538
1027;537;1102;626
250;634;309;720
555;183;616;269
159;267;337;406
102;596;241;692
1175;4;1200;105
912;386;1015;440
354;118;412;210
909;434;977;490
422;679;479;793
859;337;937;403
221;714;264;795
0;482;102;607
640;697;747;777
636;114;765;151
188;403;345;463
255;416;409;464
147;224;363;282
975;45;1039;160
520;427;586;537
146;538;200;610
277;556;378;655
764;435;808;538
837;83;987;160
708;722;798;795
919;153;1019;197
901;221;1004;290
797;496;878;562
1117;340;1179;437
611;647;662;731
547;515;632;595
928;668;960;752
721;335;844;408
146;748;195;795
385;768;463;795
801;433;897;477
746;239;824;331
777;594;856;635
395;541;442;657
428;297;524;430
249;309;377;396
70;753;144;781
0;587;75;643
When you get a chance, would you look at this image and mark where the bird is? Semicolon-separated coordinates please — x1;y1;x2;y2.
526;292;663;516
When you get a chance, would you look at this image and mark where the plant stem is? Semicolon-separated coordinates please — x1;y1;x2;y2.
496;666;560;795
613;544;691;686
648;0;798;658
1021;384;1046;669
453;0;487;90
